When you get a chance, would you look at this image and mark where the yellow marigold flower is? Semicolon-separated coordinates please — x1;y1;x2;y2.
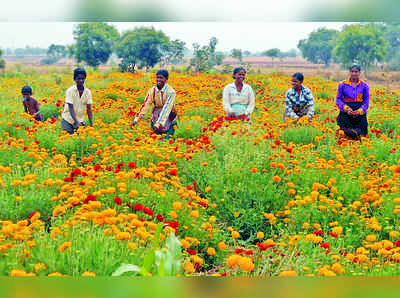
204;186;212;192
231;230;240;239
226;254;241;267
128;242;137;250
280;270;297;276
16;196;22;202
366;234;377;242
180;239;191;249
272;175;281;183
184;261;195;274
190;255;203;265
173;201;183;210
169;210;178;219
52;205;67;217
81;271;96;276
332;226;343;235
257;232;264;239
238;256;254;272
218;242;226;250
34;263;47;273
10;269;28;276
116;232;131;241
207;247;216;256
58;241;72;252
234;212;240;218
190;210;199;218
331;263;345;274
48;272;63;276
390;231;399;239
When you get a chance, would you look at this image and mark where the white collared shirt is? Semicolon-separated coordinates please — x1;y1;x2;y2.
62;85;93;124
222;82;255;115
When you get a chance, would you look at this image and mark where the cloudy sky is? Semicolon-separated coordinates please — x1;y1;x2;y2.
0;22;353;53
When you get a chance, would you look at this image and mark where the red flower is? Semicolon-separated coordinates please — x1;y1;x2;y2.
394;240;400;247
63;177;74;182
193;181;198;189
117;162;124;169
274;140;281;146
168;169;177;176
328;232;338;238
34;140;40;144
220;272;228;276
134;203;143;211
114;196;122;205
71;168;82;177
156;214;164;222
29;211;38;219
94;164;102;172
106;166;114;171
143;208;154;217
245;250;254;255
126;203;132;208
320;243;330;249
312;230;323;236
84;194;96;204
128;162;137;169
234;248;244;254
187;248;196;255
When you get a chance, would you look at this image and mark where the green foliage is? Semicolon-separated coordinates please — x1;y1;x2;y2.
231;49;243;63
116;27;169;72
160;39;186;66
263;48;281;62
298;28;338;66
334;24;386;72
73;22;120;68
281;126;323;145
112;224;183;276
0;49;5;70
189;37;222;73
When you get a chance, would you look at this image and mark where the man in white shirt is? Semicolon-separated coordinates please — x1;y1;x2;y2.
61;68;94;134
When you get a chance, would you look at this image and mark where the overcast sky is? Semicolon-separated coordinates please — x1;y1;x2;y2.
0;22;353;53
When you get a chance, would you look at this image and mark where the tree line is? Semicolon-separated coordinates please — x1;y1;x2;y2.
297;22;400;71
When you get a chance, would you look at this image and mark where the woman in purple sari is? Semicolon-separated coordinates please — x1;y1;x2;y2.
336;64;370;139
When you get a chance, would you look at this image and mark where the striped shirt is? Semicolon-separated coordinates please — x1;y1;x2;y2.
134;84;177;126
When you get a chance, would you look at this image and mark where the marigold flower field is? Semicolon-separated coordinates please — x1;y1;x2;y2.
0;71;400;276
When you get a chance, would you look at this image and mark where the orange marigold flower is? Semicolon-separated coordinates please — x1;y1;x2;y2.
58;241;72;252
280;270;297;276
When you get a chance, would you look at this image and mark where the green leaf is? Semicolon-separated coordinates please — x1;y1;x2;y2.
111;264;141;276
153;222;163;249
142;248;155;274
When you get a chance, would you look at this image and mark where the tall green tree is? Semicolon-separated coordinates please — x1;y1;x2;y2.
47;44;67;60
189;37;222;72
297;28;338;66
116;27;169;72
263;48;281;63
73;22;119;68
160;39;186;66
0;49;5;70
231;48;243;63
334;24;386;73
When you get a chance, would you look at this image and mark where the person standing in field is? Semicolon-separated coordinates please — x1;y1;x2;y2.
283;72;315;122
131;69;177;138
61;68;93;134
336;64;369;139
21;86;42;121
222;67;255;121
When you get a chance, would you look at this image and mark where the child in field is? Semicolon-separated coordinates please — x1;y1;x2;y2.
61;68;93;134
283;72;315;123
131;69;177;139
21;86;42;121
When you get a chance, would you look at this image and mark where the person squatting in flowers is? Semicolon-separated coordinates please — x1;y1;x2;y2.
222;67;255;121
336;64;370;140
21;86;42;121
283;72;315;123
131;69;178;139
61;67;94;134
